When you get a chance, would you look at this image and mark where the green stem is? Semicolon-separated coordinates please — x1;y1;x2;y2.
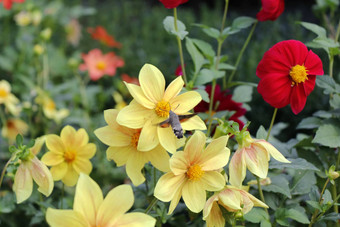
333;149;340;214
309;178;330;227
42;42;49;89
335;19;340;42
145;197;158;214
0;158;12;189
256;176;269;215
329;55;334;78
60;183;64;209
153;166;157;187
266;108;278;141
225;20;258;88
75;71;91;130
0;107;7;127
173;8;188;85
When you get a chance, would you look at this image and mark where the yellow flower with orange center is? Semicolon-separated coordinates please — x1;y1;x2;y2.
35;93;69;124
1;118;28;144
203;185;268;227
0;80;21;116
46;173;156;227
116;64;206;153
41;125;96;187
95;109;170;186
154;131;230;214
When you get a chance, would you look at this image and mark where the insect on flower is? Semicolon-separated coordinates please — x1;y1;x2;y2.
158;110;196;139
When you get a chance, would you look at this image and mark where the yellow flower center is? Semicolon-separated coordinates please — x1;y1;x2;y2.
45;99;56;111
289;64;308;86
96;61;106;70
131;130;141;148
64;150;77;163
0;88;8;98
155;100;170;117
186;164;204;181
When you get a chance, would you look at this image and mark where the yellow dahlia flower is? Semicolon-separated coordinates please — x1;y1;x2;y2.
116;64;206;153
0;80;21;116
229;132;290;188
95;109;170;186
203;185;268;227
46;173;156;227
154;131;230;214
41;125;96;187
35;93;69;124
13;137;54;203
1;118;28;144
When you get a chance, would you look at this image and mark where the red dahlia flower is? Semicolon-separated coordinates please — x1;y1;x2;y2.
0;0;24;10
87;26;122;48
256;40;324;114
159;0;188;9
194;85;246;129
256;0;284;21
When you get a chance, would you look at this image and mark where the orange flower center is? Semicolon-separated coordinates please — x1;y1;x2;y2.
186;164;204;181
0;88;8;98
96;61;107;70
155;101;170;117
6;120;15;129
289;64;308;86
131;130;141;148
64;150;77;163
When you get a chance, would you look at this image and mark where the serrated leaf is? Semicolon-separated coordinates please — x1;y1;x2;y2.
312;124;340;148
306;200;322;211
323;189;333;204
262;175;291;198
318;212;340;222
286;209;310;224
312;37;340;48
298;21;327;37
269;158;319;171
316;75;337;94
232;85;253;103
163;16;188;40
291;170;316;195
297;117;323;129
244;208;269;223
186;37;205;74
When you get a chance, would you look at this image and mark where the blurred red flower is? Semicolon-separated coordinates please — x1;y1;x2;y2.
121;73;139;85
256;40;324;114
0;0;24;10
256;0;284;21
79;49;124;81
194;85;246;129
88;26;122;48
159;0;188;9
175;65;183;76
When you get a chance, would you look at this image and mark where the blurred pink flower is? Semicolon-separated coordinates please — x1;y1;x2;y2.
175;65;184;76
0;0;24;10
79;49;124;81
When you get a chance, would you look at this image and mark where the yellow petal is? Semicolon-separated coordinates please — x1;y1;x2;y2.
72;158;93;175
61;126;89;151
46;208;87;227
200;171;225;191
182;181;206;213
29;156;54;197
111;212;156;227
181;115;207;130
257;140;291;163
77;143;96;159
203;198;225;227
41;151;64;166
202;194;219;220
244;146;268;179
184;131;206;163
200;135;230;171
154;173;186;202
139;64;165;103
219;188;242;210
229;149;246;188
157;126;177;154
169;151;188;175
170;91;202;114
13;163;33;204
74;173;103;227
145;145;170;172
126;151;148;186
240;190;268;209
106;146;131;166
116;101;152;129
95;126;131;147
125;82;155;109
62;165;79;187
168;185;184;215
46;134;66;154
31;136;46;155
50;162;68;181
103;109;119;127
137;120;158;151
97;184;134;227
163;76;184;102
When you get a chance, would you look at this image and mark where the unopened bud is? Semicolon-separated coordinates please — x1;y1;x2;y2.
40;28;52;41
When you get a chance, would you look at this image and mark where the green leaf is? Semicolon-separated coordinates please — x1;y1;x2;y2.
318;212;340;222
185;37;205;75
218;63;236;70
306;200;322;211
330;94;340;109
260;220;272;227
298;21;327;37
297;117;323;129
163;16;188;40
0;55;13;71
312;37;340;48
322;189;333;204
262;175;291;198
312;124;340;148
244;208;269;223
285;209;310;224
191;38;215;58
232;85;253;103
195;88;210;103
269;158;319;171
316;75;337;93
195;69;224;86
256;126;267;140
16;134;23;146
291;170;316;195
203;27;220;39
231;16;256;30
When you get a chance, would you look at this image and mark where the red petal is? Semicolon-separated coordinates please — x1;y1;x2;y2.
290;85;307;114
304;75;316;96
304;50;324;76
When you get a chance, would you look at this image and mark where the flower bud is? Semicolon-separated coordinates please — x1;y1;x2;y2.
40;28;52;41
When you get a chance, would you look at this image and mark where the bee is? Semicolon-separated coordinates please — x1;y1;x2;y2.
158;110;196;139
